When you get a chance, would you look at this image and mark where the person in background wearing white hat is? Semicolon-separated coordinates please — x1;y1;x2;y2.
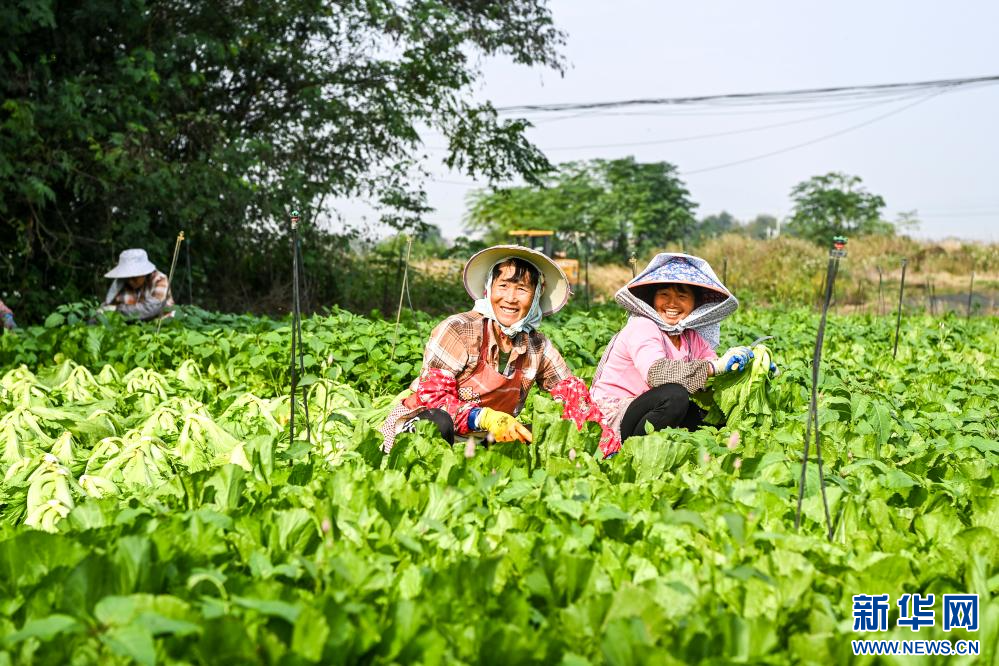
590;253;766;441
99;249;174;321
380;245;621;458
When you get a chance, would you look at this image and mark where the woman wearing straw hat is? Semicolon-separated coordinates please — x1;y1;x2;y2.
99;249;174;321
380;245;621;457
590;253;766;440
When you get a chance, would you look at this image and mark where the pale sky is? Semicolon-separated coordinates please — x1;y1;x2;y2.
337;1;999;242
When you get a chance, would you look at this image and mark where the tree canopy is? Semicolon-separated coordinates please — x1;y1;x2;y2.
465;157;697;262
785;172;892;245
1;0;565;318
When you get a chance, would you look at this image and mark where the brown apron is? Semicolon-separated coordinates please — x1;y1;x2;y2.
382;319;525;451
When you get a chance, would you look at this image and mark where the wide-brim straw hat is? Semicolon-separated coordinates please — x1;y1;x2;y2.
463;245;570;316
105;248;157;279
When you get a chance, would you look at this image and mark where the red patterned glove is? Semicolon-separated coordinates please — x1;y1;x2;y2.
599;425;622;458
551;376;620;459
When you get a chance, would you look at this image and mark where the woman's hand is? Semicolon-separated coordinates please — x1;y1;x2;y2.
476;407;533;443
711;346;754;375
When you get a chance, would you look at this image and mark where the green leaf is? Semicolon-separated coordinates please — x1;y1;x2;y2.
43;313;65;328
101;625;156;666
292;604;329;662
232;597;300;623
3;614;81;645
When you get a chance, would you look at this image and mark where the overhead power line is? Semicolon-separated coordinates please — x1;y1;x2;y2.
680;91;943;175
422;92;920;153
537;94;914;151
494;74;999;114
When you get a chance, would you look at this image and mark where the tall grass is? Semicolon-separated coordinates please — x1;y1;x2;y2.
581;235;998;314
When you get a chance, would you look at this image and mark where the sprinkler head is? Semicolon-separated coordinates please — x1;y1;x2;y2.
831;235;848;258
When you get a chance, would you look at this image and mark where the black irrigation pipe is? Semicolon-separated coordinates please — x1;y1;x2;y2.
795;236;845;541
892;258;908;359
288;210;312;448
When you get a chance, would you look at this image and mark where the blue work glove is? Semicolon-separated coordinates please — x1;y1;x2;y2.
1;313;15;331
711;346;754;375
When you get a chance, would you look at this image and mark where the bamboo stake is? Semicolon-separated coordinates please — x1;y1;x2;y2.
391;236;414;359
156;231;184;334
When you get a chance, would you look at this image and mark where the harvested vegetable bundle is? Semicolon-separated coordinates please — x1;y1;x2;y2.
695;344;778;428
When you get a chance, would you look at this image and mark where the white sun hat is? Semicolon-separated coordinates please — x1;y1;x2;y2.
104;249;157;279
462;244;571;316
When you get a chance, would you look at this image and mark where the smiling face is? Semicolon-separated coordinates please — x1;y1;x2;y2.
489;261;538;327
653;284;696;325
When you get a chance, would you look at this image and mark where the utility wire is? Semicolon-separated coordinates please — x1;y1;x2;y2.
680;92;942;176
533;95;914;151
495;74;999;114
917;211;999;218
423;94;920;153
429;91;943;183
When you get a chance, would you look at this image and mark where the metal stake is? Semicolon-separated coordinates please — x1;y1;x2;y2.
966;268;976;319
185;237;193;305
795;235;845;541
892;259;907;358
289;210;312;447
876;265;884;316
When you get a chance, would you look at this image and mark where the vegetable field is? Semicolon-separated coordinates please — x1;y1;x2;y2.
0;305;996;664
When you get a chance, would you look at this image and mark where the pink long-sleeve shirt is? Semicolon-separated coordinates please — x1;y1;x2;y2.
591;317;716;401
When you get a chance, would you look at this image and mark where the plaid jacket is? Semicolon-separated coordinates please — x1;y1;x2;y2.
0;300;11;318
381;310;620;456
104;271;173;320
418;311;573;404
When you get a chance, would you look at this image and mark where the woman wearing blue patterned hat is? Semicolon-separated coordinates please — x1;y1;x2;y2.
590;253;756;441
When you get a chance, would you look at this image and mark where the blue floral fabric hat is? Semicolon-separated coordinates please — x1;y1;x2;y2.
627;254;731;300
615;253;738;349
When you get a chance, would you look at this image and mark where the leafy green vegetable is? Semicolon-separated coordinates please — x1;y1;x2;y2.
697;344;778;428
0;306;995;664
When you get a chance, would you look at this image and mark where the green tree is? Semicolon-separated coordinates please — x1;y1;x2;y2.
466;157;696;262
0;0;564;319
786;172;889;245
375;224;449;260
740;214;779;240
692;211;739;244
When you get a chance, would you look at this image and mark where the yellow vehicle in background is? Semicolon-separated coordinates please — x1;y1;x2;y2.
507;230;580;288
